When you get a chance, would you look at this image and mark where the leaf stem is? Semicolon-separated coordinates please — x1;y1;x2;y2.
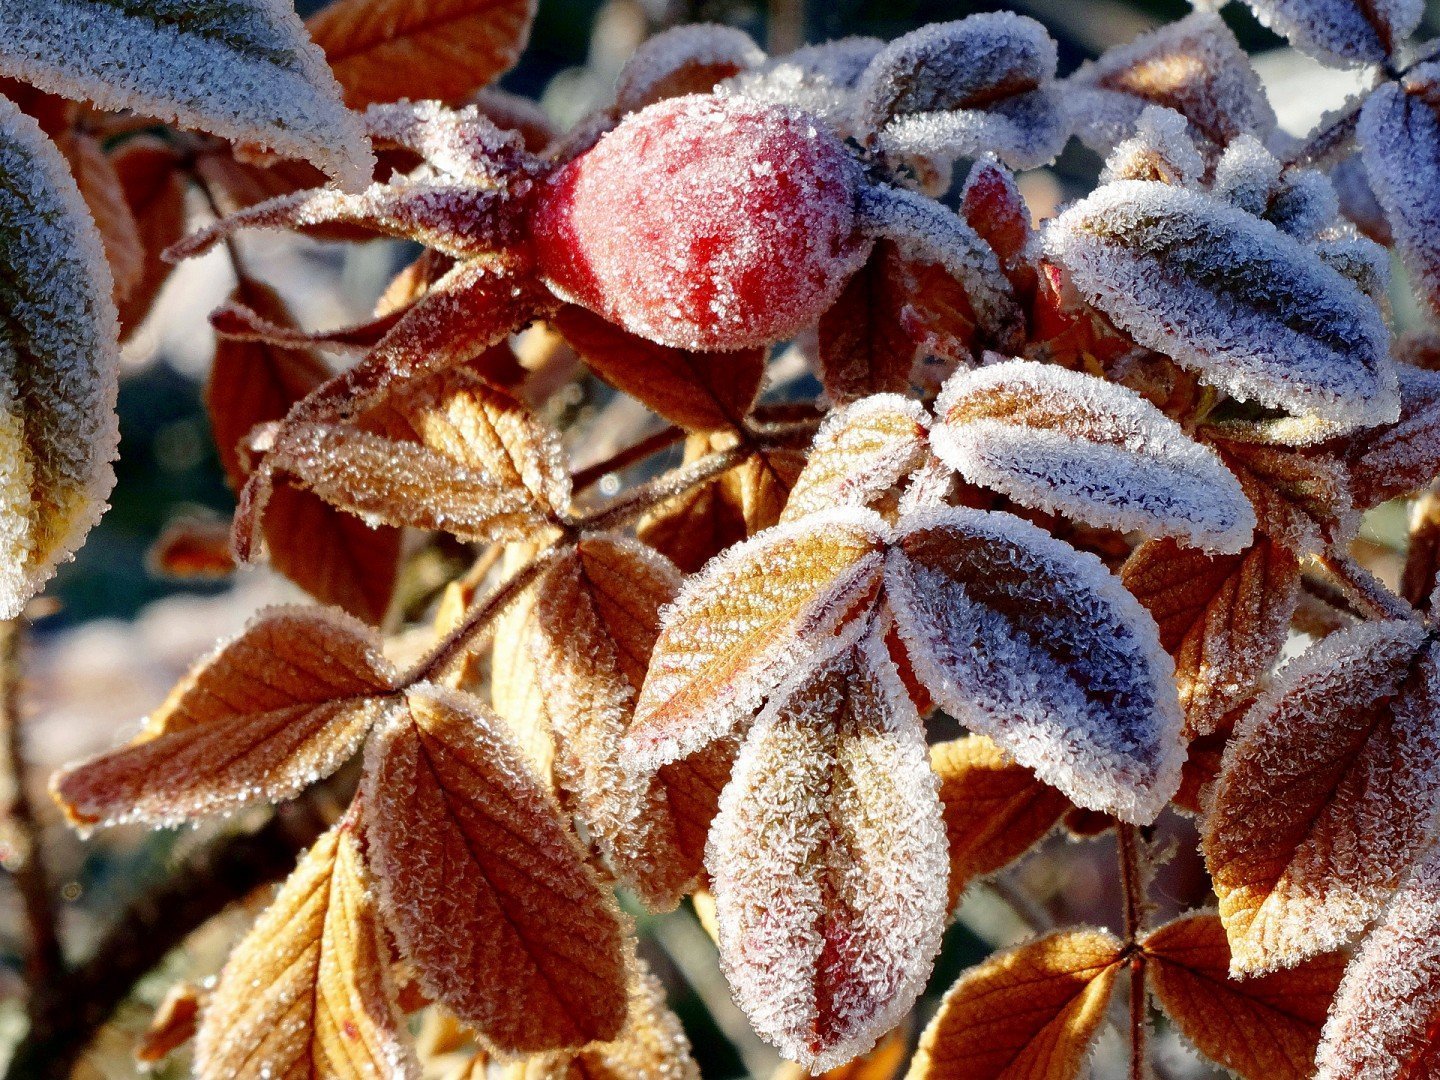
571;424;685;495
1117;824;1149;1080
1314;551;1416;622
576;443;751;534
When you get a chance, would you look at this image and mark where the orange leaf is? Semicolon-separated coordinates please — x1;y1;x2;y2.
907;929;1125;1080
817;241;927;406
112;138;189;339
309;0;537;109
1206;436;1355;555
782;396;930;524
1143;912;1344;1080
637;437;750;573
930;735;1069;913
1122;537;1299;738
60;131;144;303
1202;619;1439;973
363;683;629;1052
195;813;419;1079
52;607;395;827
489;542;559;784
723;446;807;535
147;516;236;580
135;982;203;1066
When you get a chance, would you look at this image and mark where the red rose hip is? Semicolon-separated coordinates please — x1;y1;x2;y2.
532;93;871;351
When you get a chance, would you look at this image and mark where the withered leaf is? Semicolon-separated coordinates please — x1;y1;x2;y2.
723;446;807;535
612;24;764;115
1202;618;1440;974
1346;363;1440;509
51;606;396;827
906;929;1125;1080
1143;911;1345;1080
772;1024;909;1080
490;542;558;783
147;516;236;581
195;814;419;1079
136;982;204;1066
636;435;751;574
628;509;888;770
112;138;189;339
1205;435;1356;557
1403;491;1440;611
781;395;929;524
886;507;1185;823
309;0;537;109
707;624;947;1072
553;305;764;432
930;735;1069;914
932;360;1254;552
363;683;629;1052
1122;537;1299;738
60;131;143;303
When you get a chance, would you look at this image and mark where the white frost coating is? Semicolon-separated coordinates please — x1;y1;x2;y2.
1212;135;1283;217
1044;179;1398;430
614;24;766;114
1241;0;1421;67
0;94;120;620
931;361;1255;552
1266;168;1339;240
1311;225;1391;306
0;0;374;191
875;87;1070;172
884;506;1185;823
1100;106;1206;187
1067;12;1275;153
1358;66;1440;315
1317;845;1440;1079
706;621;947;1071
364;100;536;186
856;182;1024;350
721;38;884;131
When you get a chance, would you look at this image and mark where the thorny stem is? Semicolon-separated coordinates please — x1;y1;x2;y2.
1117;824;1149;1080
1315;551;1417;622
0;620;64;1011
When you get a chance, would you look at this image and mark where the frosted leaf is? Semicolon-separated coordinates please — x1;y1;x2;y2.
195;813;420;1080
51;606;396;828
781;395;930;524
705;622;947;1071
959;157;1036;296
1330;153;1392;244
0;0;373;190
855;14;1068;170
1203;436;1356;555
1316;845;1440;1079
1067;12;1276;156
0;94;120;619
613;24;765;115
364;100;537;186
1202;619;1440;974
627;509;889;770
364;683;629;1051
1212;135;1283;217
885;506;1186;823
721;38;884;131
1100;105;1206;187
856;182;1024;352
1044;180;1398;430
931;360;1255;552
1239;0;1421;66
1358;64;1440;316
209;297;407;356
1346;363;1440;508
1309;225;1390;306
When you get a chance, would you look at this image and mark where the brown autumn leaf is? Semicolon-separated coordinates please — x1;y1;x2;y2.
136;982;204;1066
724;445;808;534
930;735;1069;914
489;543;559;784
308;0;535;109
1122;537;1299;738
1143;911;1345;1080
1205;436;1356;555
112;138;189;338
1202;618;1440;974
907;929;1125;1080
207;278;402;624
637;435;751;573
147;516;236;580
51;608;394;828
817;241;929;405
552;305;765;432
1345;363;1440;509
59;130;144;303
1403;490;1440;611
195;812;418;1079
363;683;629;1052
772;1024;910;1080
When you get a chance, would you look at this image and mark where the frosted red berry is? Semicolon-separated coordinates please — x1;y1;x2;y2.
532;93;871;351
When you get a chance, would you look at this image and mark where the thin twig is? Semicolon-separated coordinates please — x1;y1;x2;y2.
1314;551;1417;622
577;444;750;534
0;619;63;1010
982;873;1053;936
571;424;685;495
1117;825;1149;1080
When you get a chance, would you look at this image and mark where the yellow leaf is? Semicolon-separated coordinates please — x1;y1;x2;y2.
907;929;1125;1080
195;813;419;1079
781;396;930;524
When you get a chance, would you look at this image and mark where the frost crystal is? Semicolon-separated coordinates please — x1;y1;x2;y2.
0;0;374;190
1044;179;1398;430
932;361;1255;552
781;395;930;523
1212;135;1283;217
1100;106;1206;188
885;506;1185;823
722;38;884;131
0;94;120;620
613;24;765;115
1240;0;1421;67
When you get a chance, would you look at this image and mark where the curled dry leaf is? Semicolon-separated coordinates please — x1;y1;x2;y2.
195;813;419;1080
1203;436;1356;556
0;0;373;190
1044;180;1398;430
0;94;120;620
1122;537;1299;738
309;0;537;109
932;360;1254;552
706;624;947;1071
51;606;396;828
136;982;204;1066
1202;619;1440;974
1143;911;1345;1080
59;131;143;303
930;735;1069;914
886;507;1185;823
1316;845;1440;1079
1240;0;1421;66
629;508;889;769
148;516;237;580
1345;364;1440;509
781;395;930;524
1402;491;1440;611
906;928;1125;1080
613;24;765;115
363;683;629;1052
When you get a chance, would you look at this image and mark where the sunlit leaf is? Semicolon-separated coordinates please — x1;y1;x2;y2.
782;395;929;524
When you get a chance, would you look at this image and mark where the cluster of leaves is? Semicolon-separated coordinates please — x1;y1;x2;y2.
9;0;1440;1077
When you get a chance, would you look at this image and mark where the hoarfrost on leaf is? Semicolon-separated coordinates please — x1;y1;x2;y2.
613;24;765;115
1099;105;1206;187
1238;0;1421;67
721;38;884;131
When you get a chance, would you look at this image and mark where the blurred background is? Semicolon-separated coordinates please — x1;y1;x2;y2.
6;0;1440;1075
